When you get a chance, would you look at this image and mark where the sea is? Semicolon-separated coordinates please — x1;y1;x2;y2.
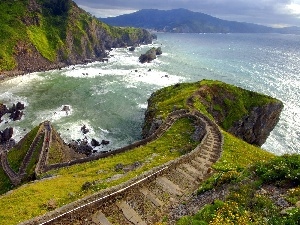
0;33;299;155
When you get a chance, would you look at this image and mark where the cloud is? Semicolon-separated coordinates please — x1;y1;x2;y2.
73;0;300;27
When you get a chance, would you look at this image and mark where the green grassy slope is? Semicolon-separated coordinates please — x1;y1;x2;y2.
144;80;281;131
0;118;199;224
0;0;151;73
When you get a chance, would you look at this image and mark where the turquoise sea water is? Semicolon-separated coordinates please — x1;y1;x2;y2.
0;33;299;154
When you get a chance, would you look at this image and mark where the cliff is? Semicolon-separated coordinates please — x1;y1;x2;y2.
143;80;283;146
0;0;153;77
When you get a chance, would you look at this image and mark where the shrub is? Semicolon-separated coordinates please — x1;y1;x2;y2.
253;154;300;185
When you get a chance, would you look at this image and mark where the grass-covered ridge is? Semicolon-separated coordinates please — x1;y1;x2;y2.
0;117;199;224
145;80;281;132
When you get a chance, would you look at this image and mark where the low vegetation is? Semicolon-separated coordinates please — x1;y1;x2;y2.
145;80;280;131
7;126;40;173
178;154;300;225
0;80;295;224
0;117;198;224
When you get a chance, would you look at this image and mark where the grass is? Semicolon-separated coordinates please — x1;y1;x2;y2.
22;133;45;183
146;80;281;131
48;142;64;165
199;80;281;130
178;154;300;225
0;166;12;195
7;126;40;173
0;117;198;225
0;80;288;224
197;131;274;194
0;1;27;71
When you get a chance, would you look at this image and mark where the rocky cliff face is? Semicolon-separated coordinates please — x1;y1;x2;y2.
228;102;283;146
0;0;153;76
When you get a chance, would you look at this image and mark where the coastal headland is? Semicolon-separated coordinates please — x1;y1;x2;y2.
0;0;298;224
0;79;291;224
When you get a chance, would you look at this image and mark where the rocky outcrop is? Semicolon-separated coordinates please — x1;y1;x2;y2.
0;127;13;144
228;102;283;146
8;102;25;121
143;80;283;146
139;47;162;63
0;102;25;122
191;83;284;146
0;103;8;123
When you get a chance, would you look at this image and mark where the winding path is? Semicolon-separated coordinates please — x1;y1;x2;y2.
20;110;223;225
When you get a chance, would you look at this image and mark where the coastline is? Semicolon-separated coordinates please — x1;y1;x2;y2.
0;57;110;83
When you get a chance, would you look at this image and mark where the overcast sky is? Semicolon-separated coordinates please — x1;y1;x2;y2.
73;0;300;28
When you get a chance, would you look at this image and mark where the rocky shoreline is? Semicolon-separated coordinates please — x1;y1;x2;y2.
0;102;26;145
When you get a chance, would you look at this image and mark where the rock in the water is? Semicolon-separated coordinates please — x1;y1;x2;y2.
69;139;93;156
61;105;70;112
6;102;25;121
0;103;8;123
156;47;162;55
101;140;110;145
91;138;100;147
0;127;13;143
16;102;25;110
139;47;162;63
9;110;23;121
128;46;135;52
81;125;89;134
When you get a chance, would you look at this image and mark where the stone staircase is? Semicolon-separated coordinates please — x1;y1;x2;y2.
24;111;222;225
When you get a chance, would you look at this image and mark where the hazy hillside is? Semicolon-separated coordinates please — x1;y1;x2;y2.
100;8;300;34
0;0;153;76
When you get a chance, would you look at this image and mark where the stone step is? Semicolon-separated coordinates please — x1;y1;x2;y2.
190;159;205;171
91;211;112;225
156;176;183;196
140;187;164;207
175;167;196;183
181;164;200;177
165;169;194;190
117;201;147;225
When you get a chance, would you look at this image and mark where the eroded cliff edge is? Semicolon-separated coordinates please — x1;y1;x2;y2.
143;80;283;146
0;0;153;77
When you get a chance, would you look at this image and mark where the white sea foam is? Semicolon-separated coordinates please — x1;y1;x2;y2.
0;92;28;106
34;105;73;123
56;120;113;152
57;120;96;142
1;73;44;90
138;103;148;109
124;69;184;87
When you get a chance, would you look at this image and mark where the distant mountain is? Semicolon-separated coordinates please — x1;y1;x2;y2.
100;8;300;34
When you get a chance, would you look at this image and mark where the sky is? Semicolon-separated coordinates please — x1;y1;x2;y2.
73;0;300;28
